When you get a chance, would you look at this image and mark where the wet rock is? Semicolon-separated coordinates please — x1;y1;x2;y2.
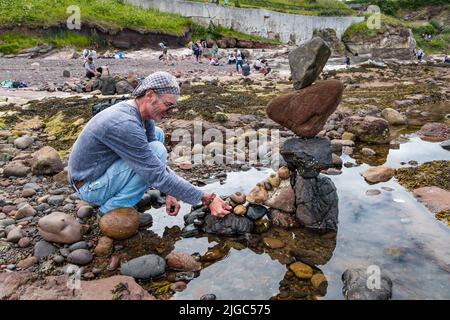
121;254;166;280
47;195;65;206
203;213;253;236
342;268;392;300
341;132;355;141
332;154;342;167
94;236;114;257
278;166;291;180
77;206;93;218
34;240;57;260
7;227;25;243
67;249;93;265
412;187;450;214
3;161;30;177
381;108;407;126
326;168;341;175
38;212;83;244
166;251;201;272
184;208;207;225
266;80;343;137
281;137;332;178
138;212;153;228
366;189;381;196
15;203;36;219
68;241;89;252
14;136;34;149
230;192;246;205
361;147;376;156
362;166;395;184
17;256;38;269
53;255;65;264
289;262;313;279
417;123;450;142
246;183;268;204
440;140;450;151
343;116;390;144
265;185;295;213
288;37;331;89
181;224;200;238
63;70;71;78
246;204;269;221
99;208;139;240
263;237;285;249
295;174;339;231
31;146;64;175
200;294;217;300
311;273;328;295
268;209;299;228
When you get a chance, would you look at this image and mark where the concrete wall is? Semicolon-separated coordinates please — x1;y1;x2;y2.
125;0;364;45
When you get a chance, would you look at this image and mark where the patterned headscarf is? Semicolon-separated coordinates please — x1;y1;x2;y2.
132;71;180;98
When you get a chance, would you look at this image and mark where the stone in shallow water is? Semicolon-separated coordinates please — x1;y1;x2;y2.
138;212;153;228
366;189;381;196
288;37;331;90
440;139;450;151
184;208;207;225
245;204;269;221
121;254;166;280
181;224;200;238
268;209;299;228
263;237;285;249
362;166;395;184
281;137;332;178
289;262;313;279
165;251;201;272
342;268;393;300
203;213;253;236
266;80;343;137
295;173;339;231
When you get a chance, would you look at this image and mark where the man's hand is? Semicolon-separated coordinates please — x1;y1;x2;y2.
165;195;180;216
207;194;232;218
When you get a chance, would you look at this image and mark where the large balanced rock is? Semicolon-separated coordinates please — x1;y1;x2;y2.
121;254;166;280
99;208;139;240
343;116;390;144
417;122;450;142
203;213;254;236
288;37;331;89
281;137;332;178
342;268;393;300
267;80;343;137
295;174;339;231
31;146;64;175
38;212;83;244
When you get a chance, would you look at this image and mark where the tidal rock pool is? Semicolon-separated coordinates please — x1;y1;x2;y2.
146;133;450;300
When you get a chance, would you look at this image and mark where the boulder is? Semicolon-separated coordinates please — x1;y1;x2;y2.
31;146;64;175
362;166;395;184
38;212;83;244
313;28;345;56
342;268;393;300
3;161;30;177
417;123;450;142
295;174;339;231
13;136;34;149
412;187;450;214
281;137;332;178
381;108;407;126
99;208;139;240
343;116;390;144
266;80;343;137
203;213;254;236
288;37;331;89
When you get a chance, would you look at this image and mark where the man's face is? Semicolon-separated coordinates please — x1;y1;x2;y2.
142;91;178;122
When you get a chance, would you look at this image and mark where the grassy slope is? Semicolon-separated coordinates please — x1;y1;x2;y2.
187;0;355;16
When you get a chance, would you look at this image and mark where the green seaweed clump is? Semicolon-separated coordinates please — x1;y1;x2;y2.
395;160;450;191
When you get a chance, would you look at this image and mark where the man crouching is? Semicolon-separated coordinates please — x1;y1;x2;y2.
68;71;231;239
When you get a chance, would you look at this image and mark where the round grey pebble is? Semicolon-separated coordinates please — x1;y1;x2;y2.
69;241;89;252
200;294;216;300
67;249;93;265
60;248;71;257
53;255;65;264
7;264;16;270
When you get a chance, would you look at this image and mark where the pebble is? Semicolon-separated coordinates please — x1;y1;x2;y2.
47;195;66;206
263;237;285;249
366;189;381;196
67;249;94;265
15;203;36;219
170;281;187;292
289;262;313;279
107;256;120;271
94;236;114;257
53;255;65;264
138;212;153;228
17;256;38;269
181;224;200;238
326;168;342;175
60;248;71;257
6;227;25;243
361;147;376;156
77;206;94;218
381;187;395;192
18;237;32;248
120;254;166;280
34;240;57;260
22;188;36;198
69;241;89;252
36;203;51;212
23;183;42;191
200;294;217;300
7;264;16;270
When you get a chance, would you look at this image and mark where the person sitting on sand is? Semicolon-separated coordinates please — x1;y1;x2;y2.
227;52;236;64
68;71;231;224
210;56;221;66
84;57;102;79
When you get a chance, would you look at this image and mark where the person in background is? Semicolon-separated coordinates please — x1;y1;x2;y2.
345;55;351;66
210;56;221;66
192;40;201;63
260;59;271;76
212;42;219;58
417;48;424;61
444;55;450;64
241;59;251;77
253;58;263;71
235;48;244;72
84;56;102;79
158;42;168;63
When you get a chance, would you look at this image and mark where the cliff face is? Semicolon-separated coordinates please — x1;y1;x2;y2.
343;24;416;60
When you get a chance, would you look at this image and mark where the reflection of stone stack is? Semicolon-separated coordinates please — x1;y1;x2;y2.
266;37;342;232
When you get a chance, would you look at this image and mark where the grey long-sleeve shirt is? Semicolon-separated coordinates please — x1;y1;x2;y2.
68;101;203;205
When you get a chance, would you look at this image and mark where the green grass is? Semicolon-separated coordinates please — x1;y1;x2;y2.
0;31;95;54
409;21;450;54
0;0;193;35
186;0;356;16
347;0;449;16
342;14;403;42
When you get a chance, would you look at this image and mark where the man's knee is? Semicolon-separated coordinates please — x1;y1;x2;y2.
149;141;167;164
154;126;165;143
